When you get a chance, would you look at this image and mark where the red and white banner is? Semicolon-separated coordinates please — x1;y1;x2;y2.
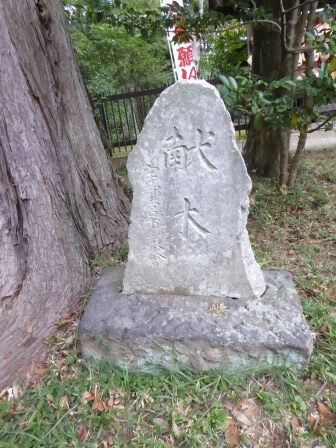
160;0;198;81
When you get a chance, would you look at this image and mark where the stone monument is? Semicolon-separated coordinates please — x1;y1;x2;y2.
80;81;313;371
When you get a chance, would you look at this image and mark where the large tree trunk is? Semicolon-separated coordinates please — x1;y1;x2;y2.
244;0;317;182
243;0;285;178
0;0;130;387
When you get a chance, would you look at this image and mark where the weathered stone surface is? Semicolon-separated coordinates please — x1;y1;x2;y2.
80;266;314;371
123;80;266;299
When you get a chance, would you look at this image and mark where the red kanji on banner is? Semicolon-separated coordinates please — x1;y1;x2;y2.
177;45;193;67
181;66;197;80
188;66;197;79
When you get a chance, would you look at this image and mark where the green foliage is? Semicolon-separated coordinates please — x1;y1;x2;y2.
69;1;336;138
72;24;172;98
65;0;233;44
203;401;228;432
65;0;173;97
200;20;248;77
308;8;336;58
116;244;128;261
64;0;171;37
89;243;129;267
219;68;336;132
215;7;336;136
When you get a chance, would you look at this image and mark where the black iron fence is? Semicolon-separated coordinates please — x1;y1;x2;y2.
96;81;249;155
97;85;167;154
96;83;336;156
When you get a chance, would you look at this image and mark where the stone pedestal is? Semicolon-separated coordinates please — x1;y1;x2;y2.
79;266;313;371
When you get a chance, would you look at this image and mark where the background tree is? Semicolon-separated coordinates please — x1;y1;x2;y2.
209;0;336;184
0;0;129;387
65;0;173;98
199;19;248;77
87;0;335;185
72;24;172;98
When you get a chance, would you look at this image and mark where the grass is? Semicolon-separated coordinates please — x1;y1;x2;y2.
0;158;335;448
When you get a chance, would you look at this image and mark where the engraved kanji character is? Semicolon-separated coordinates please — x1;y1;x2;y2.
149;185;161;203
164;146;187;169
175;198;210;238
151;247;166;265
144;165;159;182
189;129;217;170
146;215;160;230
163;126;188;169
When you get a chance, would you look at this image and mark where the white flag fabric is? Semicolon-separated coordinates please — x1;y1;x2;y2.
160;0;198;81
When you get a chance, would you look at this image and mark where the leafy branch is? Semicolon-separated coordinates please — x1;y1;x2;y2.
219;70;336;134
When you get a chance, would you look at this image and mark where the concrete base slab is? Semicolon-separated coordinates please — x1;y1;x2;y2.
79;266;314;372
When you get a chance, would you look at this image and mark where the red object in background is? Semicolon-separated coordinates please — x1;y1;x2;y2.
177;45;194;67
181;66;197;80
188;66;197;79
315;16;322;25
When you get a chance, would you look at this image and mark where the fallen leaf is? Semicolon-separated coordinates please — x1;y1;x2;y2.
235;411;252;427
290;416;303;434
172;420;181;438
115;388;125;397
220;396;234;411
0;389;7;400
317;401;333;425
319;324;330;334
225;417;240;448
82;391;95;403
153;417;170;433
236;399;250;411
57;313;77;327
59;396;70;409
107;395;125;409
102;436;114;448
93;384;100;400
34;365;48;380
56;358;65;370
307;411;319;431
45;394;54;405
15;404;25;413
92;400;108;412
78;425;89;442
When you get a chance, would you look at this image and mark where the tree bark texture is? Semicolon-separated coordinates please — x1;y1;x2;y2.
287;1;318;187
243;0;285;178
0;0;130;387
244;0;317;182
